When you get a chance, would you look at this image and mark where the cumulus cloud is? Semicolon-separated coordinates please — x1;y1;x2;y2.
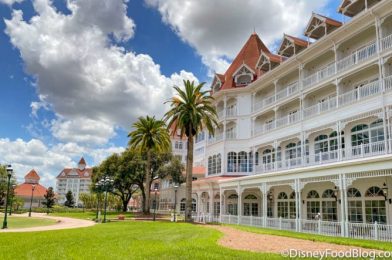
4;0;198;146
0;0;23;6
0;138;124;186
146;0;330;73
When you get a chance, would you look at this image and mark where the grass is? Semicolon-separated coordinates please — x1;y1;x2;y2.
50;211;133;220
227;224;392;252
1;215;57;229
0;221;279;260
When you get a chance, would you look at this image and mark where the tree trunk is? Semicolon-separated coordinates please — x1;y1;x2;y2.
141;188;146;213
144;150;152;214
185;126;194;222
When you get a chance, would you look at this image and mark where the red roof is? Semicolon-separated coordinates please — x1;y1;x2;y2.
285;34;309;47
192;166;205;175
56;168;92;179
25;169;40;180
78;157;86;165
15;183;47;198
219;33;269;90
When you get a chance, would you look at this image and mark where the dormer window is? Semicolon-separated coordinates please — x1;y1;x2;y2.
233;65;254;87
211;74;224;93
256;52;282;72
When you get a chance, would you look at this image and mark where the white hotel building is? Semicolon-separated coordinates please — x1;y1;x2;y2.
179;0;392;242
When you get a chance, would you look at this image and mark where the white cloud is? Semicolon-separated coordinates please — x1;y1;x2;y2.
146;0;330;73
4;0;198;146
0;138;124;187
0;0;23;6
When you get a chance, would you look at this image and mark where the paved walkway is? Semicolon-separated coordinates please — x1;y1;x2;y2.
206;225;381;254
0;213;95;233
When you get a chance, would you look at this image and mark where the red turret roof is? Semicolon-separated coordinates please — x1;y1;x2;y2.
14;183;47;198
219;33;269;90
25;169;40;181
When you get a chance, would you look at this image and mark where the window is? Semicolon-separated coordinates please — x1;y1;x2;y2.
306;190;320;220
285;143;299;166
227;152;237;172
180;199;186;212
208;156;213;175
365;186;386;223
153;183;159;190
217;154;222;174
347;188;362;223
370;120;384;143
238;151;248;172
289;192;296;219
248;152;253;172
227;194;238;215
315;135;328;161
322;189;337;221
243;194;258;216
213;201;220;216
277;192;289;218
192;199;197;212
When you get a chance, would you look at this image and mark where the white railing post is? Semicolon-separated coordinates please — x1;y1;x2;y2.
250;215;253;226
279;217;282;230
318;219;322;234
374;221;378;240
229;214;231;224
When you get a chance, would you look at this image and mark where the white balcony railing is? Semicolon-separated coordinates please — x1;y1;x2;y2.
381;33;392;51
338;80;381;107
336;41;377;73
226;131;236;140
303;98;337;119
276;82;299;101
384;75;392;92
253;94;275;112
303;62;335;89
226;107;237;117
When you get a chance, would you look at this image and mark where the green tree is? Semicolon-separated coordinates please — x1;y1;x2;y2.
128;116;171;213
79;193;96;209
42;187;56;214
93;150;140;212
157;156;185;185
164;80;218;222
0;165;16;207
64;191;75;208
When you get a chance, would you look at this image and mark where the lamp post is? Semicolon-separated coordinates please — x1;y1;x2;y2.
173;184;179;222
2;165;13;229
153;188;158;221
28;184;36;217
95;183;101;222
96;176;114;223
9;184;16;216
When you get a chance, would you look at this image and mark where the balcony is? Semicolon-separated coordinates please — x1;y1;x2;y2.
255;140;387;174
207;133;224;145
253;94;275;112
253;113;300;136
276;82;299;101
338;79;381;107
381;33;392;51
303;62;336;89
303;98;337;119
336;41;377;73
217;107;237;120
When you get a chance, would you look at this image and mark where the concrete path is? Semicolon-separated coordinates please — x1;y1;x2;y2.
0;213;95;233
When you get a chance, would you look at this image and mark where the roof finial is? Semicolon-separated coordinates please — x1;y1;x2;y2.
252;27;256;35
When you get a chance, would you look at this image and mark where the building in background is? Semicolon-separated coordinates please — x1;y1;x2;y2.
56;157;92;206
14;169;47;208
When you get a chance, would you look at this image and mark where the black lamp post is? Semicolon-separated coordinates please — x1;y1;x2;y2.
28;184;36;217
153;188;158;221
173;184;179;222
2;165;13;229
9;184;16;216
382;182;388;201
97;176;114;223
95;183;101;222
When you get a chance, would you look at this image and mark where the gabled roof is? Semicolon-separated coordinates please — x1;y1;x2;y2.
25;169;40;181
278;34;310;57
56;167;93;179
256;51;284;71
217;33;269;90
338;0;381;17
304;13;342;39
15;183;47;198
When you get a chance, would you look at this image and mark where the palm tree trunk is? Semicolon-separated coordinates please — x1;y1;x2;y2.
144;150;152;214
185;128;194;222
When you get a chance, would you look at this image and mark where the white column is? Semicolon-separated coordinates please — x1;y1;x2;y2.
261;183;268;227
237;186;242;224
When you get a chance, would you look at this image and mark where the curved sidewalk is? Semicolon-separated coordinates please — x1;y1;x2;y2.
0;213;95;233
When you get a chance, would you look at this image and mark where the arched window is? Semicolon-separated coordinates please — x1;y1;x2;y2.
277;192;288;199
227;193;238;215
306;190;320;220
213;194;220;216
321;189;337;221
238;151;248;172
192;198;197;212
277;192;290;218
285;143;299;167
217;154;222;174
351;124;369;146
289;191;296;219
227;152;237;172
243;194;258;216
365;186;386;224
315;135;328;161
370;119;384;143
347;188;362;223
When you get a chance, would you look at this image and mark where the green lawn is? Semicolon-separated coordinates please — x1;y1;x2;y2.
228;224;392;252
2;215;57;229
50;211;133;220
0;221;278;260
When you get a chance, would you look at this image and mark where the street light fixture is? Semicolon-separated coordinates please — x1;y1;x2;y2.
173;183;179;222
2;165;13;229
28;184;36;217
153;187;158;221
9;184;16;216
382;182;389;201
96;176;114;223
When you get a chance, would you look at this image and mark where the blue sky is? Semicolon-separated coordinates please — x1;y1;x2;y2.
0;0;340;186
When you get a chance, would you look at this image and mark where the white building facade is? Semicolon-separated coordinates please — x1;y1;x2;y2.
56;157;92;206
188;0;392;242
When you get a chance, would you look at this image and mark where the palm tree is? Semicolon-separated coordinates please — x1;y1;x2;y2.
128;116;171;213
164;80;218;222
